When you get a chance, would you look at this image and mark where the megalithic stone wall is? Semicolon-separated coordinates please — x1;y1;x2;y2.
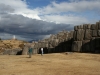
22;21;100;55
72;21;100;53
22;30;74;55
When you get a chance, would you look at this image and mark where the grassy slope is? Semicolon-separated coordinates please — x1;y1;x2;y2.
0;39;28;53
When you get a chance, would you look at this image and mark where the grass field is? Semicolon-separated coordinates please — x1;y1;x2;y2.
0;52;100;75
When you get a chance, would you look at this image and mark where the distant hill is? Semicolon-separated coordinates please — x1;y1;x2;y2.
28;39;38;43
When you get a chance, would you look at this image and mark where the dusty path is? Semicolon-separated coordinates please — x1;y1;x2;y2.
0;53;100;75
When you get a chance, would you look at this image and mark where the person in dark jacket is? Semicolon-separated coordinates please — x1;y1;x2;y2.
28;47;33;58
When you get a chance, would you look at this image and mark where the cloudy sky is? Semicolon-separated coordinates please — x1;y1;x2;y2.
0;0;100;41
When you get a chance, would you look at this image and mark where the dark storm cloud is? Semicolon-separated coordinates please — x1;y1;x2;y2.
0;14;73;40
0;4;73;41
0;4;14;14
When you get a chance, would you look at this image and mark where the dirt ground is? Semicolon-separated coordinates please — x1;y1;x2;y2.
0;52;100;75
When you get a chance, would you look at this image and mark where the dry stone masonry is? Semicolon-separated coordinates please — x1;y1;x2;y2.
22;21;100;55
22;30;74;54
72;21;100;53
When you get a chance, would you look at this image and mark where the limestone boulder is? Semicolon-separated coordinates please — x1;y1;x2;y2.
91;24;97;30
90;37;95;52
84;29;92;40
83;24;87;29
72;41;82;52
22;46;29;55
73;31;77;41
80;25;83;29
87;24;91;29
77;26;80;29
96;22;100;29
76;29;85;41
97;30;100;36
95;37;100;48
69;31;74;39
92;30;97;37
74;26;78;31
82;40;90;52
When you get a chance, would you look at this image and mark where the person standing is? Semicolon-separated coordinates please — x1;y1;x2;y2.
41;48;43;56
28;47;33;58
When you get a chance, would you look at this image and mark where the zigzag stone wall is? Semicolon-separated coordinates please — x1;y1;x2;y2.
22;30;74;54
22;21;100;55
72;21;100;53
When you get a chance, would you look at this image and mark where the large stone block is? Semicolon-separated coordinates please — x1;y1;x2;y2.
38;43;42;48
74;26;78;31
96;22;100;29
83;24;87;29
49;44;54;48
90;37;95;52
95;37;100;53
91;24;97;30
83;24;91;29
87;24;91;29
97;30;100;36
98;21;100;29
77;26;80;29
54;39;59;46
80;25;83;29
34;43;38;48
76;29;85;41
92;30;98;37
95;37;100;48
32;49;38;54
84;29;92;40
72;41;82;52
50;34;57;39
69;31;74;38
82;40;90;52
22;46;29;55
73;31;77;41
41;42;46;48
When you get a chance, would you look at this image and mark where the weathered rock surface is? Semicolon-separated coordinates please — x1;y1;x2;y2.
72;41;82;52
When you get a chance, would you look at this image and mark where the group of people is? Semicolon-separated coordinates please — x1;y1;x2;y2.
28;47;44;58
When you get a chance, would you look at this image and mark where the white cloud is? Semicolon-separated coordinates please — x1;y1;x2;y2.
34;0;100;24
0;0;41;20
41;14;89;25
10;12;41;20
0;0;100;24
36;0;100;14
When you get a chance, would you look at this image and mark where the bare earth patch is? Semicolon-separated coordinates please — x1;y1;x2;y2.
0;53;100;75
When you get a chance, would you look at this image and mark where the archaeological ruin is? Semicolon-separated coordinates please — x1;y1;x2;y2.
22;21;100;55
1;21;100;55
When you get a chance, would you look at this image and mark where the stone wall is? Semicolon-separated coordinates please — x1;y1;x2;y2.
22;21;100;55
22;30;74;55
72;21;100;53
34;30;73;54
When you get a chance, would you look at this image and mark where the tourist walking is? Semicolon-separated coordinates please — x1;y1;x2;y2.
41;48;43;56
28;47;33;58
